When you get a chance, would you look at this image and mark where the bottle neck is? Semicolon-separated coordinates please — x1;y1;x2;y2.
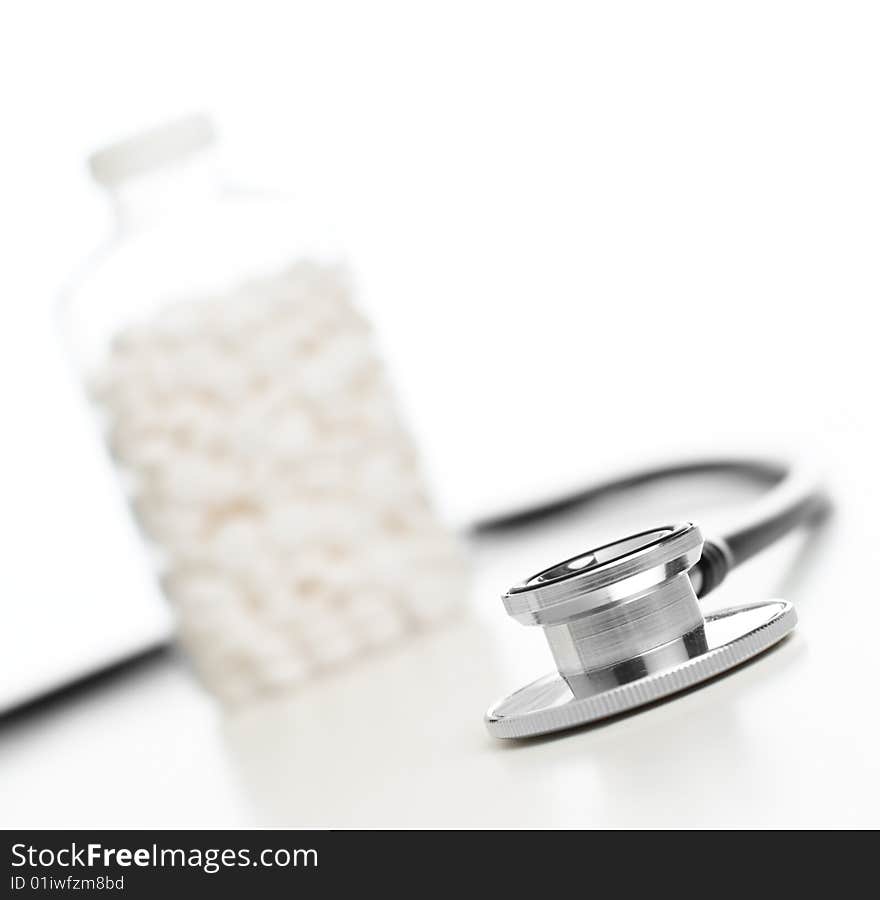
108;152;221;233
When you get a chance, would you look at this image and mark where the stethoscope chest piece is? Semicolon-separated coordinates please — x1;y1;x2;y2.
485;523;797;739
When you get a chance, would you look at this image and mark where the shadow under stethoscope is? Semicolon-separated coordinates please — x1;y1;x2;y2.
475;525;827;825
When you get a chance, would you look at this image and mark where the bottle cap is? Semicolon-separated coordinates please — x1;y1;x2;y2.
88;114;216;188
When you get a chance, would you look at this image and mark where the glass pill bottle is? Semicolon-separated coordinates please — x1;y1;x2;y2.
60;115;464;705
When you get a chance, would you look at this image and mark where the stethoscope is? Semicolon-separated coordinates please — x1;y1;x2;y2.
474;458;829;739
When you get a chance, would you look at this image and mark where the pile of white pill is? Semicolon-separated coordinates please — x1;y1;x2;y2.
91;261;465;705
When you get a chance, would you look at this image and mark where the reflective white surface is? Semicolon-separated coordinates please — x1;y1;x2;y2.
1;489;877;828
0;367;173;715
2;2;880;827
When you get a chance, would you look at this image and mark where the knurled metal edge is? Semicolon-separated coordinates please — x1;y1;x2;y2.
485;602;796;739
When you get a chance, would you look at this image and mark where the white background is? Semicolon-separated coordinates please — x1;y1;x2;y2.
0;1;878;827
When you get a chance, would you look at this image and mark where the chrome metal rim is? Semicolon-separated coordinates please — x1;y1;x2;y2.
485;599;796;739
502;523;702;626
